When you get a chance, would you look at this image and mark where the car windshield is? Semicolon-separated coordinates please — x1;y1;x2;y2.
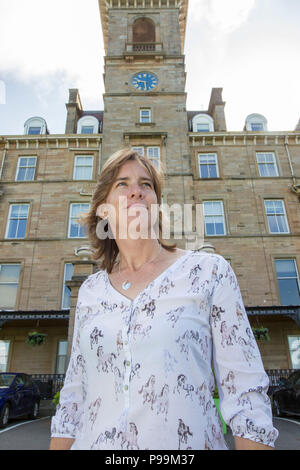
0;374;16;388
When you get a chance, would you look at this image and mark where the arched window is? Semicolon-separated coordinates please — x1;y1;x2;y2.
133;17;155;43
245;114;268;131
24;117;48;135
77;116;99;134
192;114;214;133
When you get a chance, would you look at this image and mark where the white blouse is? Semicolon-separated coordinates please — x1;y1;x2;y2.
51;250;279;450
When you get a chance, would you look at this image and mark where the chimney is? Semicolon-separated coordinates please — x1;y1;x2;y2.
65;89;83;134
295;118;300;132
208;88;227;132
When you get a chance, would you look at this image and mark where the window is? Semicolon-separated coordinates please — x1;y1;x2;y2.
245;114;268;132
73;156;94;180
16;157;37;181
147;147;160;170
197;123;210;132
192;114;214;133
265;200;289;233
5;204;29;239
275;259;300;306
81;126;94;134
28;127;41;135
133;17;155;43
203;201;226;236
251;123;264;131
131;146;160;169
24;117;48;135
77;116;99;135
288;336;300;369
132;147;145;156
257;153;278;177
55;340;68;374
140;109;151;123
68;203;90;238
61;263;74;309
0;264;21;310
198;154;218;178
0;341;10;372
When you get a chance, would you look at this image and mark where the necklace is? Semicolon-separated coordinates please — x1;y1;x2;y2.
118;244;162;291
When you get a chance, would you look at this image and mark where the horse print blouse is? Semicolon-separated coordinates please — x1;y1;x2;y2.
51;250;279;450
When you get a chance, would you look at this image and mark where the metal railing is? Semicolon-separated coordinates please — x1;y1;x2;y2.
30;374;65;400
30;370;294;400
266;369;294;395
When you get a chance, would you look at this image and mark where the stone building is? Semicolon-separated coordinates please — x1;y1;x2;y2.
0;0;299;394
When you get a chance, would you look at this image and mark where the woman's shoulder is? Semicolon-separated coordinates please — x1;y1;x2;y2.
79;268;107;292
187;249;227;265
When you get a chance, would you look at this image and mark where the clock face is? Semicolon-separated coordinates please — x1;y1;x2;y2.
131;72;158;91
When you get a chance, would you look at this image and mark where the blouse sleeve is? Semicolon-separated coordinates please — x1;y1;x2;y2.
50;283;87;439
209;255;279;448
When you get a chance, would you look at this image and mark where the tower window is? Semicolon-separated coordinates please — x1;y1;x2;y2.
133;17;155;43
140;109;151;123
28;127;41;135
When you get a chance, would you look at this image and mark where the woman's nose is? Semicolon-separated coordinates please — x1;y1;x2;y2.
129;184;143;198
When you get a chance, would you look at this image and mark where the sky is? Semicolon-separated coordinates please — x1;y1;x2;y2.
0;0;299;135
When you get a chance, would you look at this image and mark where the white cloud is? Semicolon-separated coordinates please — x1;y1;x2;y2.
189;0;256;33
0;0;104;105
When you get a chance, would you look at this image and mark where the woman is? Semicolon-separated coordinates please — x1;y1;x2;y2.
50;148;278;450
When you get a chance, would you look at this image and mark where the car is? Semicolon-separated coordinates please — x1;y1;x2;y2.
272;369;300;417
0;372;41;428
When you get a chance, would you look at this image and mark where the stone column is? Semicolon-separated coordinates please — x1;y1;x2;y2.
65;258;96;366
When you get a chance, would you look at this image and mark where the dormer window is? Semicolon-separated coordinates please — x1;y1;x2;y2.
77;116;99;134
24;117;48;135
245;114;268;132
192;114;214;133
81;126;94;134
28;127;41;135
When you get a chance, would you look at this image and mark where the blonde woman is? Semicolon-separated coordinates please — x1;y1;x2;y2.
50;149;278;450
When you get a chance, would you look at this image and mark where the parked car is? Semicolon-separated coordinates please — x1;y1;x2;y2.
272;369;300;417
0;373;41;428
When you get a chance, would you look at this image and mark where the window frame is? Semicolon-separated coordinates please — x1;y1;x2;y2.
0;264;21;310
68;203;90;239
5;204;30;239
73;155;94;181
274;258;300;307
146;146;161;170
256;152;279;177
139;108;151;123
287;335;300;370
55;340;68;374
0;340;11;372
15;156;37;182
198;153;219;179
61;263;74;310
264;200;290;234
203;200;226;236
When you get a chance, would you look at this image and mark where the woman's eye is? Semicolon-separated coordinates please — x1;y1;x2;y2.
142;182;152;187
116;182;126;187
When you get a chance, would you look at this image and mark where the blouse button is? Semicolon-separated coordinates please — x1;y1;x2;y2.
124;385;129;391
125;361;130;367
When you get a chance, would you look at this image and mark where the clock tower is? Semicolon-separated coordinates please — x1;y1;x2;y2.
98;1;193;228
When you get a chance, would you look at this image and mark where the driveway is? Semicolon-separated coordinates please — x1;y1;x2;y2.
0;416;299;450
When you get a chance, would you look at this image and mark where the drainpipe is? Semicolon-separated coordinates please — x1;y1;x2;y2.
0;148;6;180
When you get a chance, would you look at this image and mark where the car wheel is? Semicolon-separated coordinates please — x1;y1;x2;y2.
273;398;282;417
0;403;10;428
28;401;40;420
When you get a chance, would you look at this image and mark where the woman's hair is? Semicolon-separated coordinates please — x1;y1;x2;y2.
80;148;176;272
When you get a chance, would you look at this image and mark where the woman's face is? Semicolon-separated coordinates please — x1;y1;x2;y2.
99;160;159;240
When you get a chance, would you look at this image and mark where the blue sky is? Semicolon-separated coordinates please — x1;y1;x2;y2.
0;0;299;135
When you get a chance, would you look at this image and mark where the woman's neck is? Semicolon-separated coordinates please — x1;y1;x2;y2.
117;239;161;271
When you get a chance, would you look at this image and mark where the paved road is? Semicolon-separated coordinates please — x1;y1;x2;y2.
0;416;299;450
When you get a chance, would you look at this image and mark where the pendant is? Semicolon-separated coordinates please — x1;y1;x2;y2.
122;280;132;291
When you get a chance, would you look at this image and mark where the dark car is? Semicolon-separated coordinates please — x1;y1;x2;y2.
0;373;41;428
272;369;300;417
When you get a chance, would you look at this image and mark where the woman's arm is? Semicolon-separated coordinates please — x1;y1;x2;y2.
234;436;274;450
49;437;75;450
210;255;279;449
